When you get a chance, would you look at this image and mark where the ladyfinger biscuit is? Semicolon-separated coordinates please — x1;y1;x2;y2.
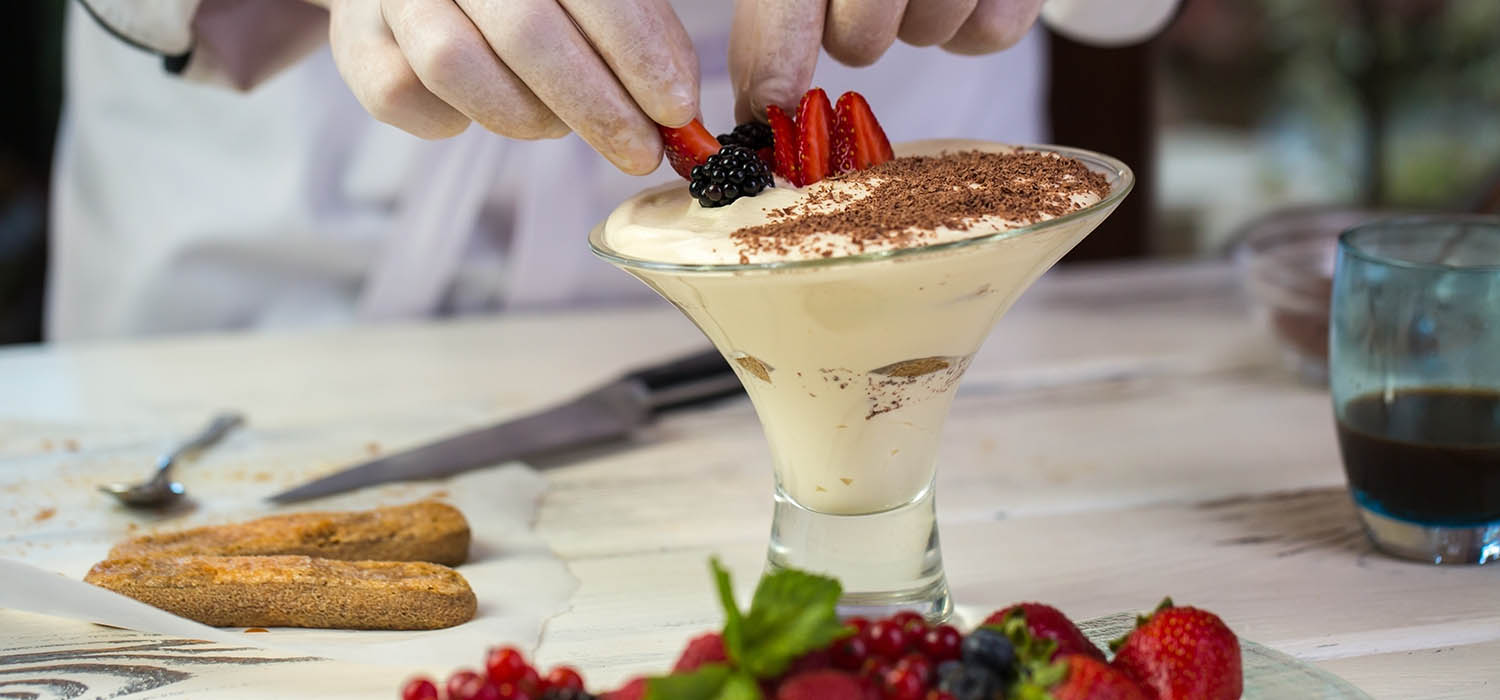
108;501;469;566
84;555;477;630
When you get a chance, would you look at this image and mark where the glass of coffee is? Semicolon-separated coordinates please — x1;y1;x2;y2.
1330;216;1500;564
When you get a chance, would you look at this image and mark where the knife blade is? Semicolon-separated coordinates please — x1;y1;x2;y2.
267;348;742;504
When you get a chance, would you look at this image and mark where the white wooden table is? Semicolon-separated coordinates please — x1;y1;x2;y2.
2;261;1497;699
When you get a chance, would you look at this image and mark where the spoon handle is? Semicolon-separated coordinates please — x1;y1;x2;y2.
155;412;245;474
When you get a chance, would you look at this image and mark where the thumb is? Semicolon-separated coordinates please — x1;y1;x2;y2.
729;0;826;123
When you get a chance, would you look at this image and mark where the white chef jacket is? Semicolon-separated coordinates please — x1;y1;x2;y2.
50;0;1176;340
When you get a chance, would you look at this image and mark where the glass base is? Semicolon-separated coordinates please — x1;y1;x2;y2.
1356;502;1500;565
765;481;952;623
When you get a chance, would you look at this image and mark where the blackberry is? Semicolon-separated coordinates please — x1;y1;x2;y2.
716;121;773;151
689;145;773;208
541;689;597;700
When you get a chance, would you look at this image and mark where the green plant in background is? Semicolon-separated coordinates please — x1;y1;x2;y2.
1164;0;1500;209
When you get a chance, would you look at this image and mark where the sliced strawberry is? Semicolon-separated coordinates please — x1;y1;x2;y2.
795;88;834;186
831;91;894;175
658;120;720;180
766;104;800;184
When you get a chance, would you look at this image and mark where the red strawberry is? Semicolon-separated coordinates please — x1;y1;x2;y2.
775;670;878;700
658;120;720;180
1035;654;1153;700
1109;600;1242;700
672;632;727;672
766;104;799;184
830;91;894;174
794;88;834;185
757;146;776;170
602;677;648;700
983;603;1105;661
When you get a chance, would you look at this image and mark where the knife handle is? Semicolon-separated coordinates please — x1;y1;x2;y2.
624;348;733;391
624;348;744;413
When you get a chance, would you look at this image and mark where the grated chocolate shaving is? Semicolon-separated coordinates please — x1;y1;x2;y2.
731;150;1109;260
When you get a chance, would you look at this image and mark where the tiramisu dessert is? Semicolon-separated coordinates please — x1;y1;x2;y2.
592;89;1131;619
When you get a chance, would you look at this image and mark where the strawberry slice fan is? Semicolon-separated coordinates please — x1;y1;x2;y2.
795;88;834;186
656;88;894;198
766;105;799;184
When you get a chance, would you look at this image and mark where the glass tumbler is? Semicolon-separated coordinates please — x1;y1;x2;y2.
1330;216;1500;564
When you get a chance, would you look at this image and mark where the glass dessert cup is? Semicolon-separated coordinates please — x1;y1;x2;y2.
591;145;1133;621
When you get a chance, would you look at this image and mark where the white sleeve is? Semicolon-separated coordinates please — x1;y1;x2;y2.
1040;0;1181;47
77;0;328;91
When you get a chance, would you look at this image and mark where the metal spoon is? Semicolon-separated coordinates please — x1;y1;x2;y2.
99;412;245;507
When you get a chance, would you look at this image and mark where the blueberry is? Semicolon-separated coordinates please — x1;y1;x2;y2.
961;628;1017;677
937;662;1004;700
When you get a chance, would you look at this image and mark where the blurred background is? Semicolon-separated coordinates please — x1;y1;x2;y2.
1;0;1497;345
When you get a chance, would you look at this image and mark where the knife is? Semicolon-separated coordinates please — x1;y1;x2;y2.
267;348;743;504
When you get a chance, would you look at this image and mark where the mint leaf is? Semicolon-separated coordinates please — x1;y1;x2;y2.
711;558;747;665
644;664;762;700
736;568;849;678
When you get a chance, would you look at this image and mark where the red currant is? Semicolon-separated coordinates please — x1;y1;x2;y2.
447;670;486;700
920;625;962;663
545;666;585;692
846;616;871;635
894;653;933;687
883;667;925;700
890;611;927;636
401;677;439;700
485;647;529;684
471;683;502;700
831;635;871;670
864;619;909;659
492;682;532;700
515;666;541;695
859;656;891;682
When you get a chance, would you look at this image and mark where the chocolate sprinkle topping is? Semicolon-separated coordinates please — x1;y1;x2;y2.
730;150;1109;261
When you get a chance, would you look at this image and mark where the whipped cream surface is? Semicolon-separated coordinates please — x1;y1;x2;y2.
602;140;1107;265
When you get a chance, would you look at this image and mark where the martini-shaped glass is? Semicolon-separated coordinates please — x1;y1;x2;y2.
591;144;1132;621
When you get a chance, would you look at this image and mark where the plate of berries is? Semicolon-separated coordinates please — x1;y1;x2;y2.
401;560;1370;700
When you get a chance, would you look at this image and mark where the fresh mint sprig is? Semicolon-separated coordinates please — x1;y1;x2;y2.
645;663;760;700
644;558;853;700
729;561;849;678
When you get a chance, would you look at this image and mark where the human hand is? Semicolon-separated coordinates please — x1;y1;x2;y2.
729;0;1044;122
320;0;699;174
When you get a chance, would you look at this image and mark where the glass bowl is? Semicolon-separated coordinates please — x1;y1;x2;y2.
1232;207;1410;385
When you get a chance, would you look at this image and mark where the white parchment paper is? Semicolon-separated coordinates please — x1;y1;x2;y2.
0;463;578;667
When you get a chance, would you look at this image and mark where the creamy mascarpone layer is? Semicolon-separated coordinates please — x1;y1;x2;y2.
603;140;1105;265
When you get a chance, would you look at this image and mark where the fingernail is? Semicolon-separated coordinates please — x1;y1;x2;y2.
615;132;661;176
659;83;698;127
